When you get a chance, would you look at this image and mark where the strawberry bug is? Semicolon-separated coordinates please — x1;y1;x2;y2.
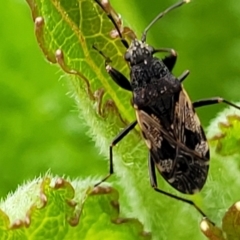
93;0;240;220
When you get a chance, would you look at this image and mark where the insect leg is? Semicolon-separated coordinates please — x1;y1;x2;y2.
94;120;138;187
193;97;240;110
148;154;211;221
106;64;132;91
93;45;132;91
153;48;178;72
94;0;129;48
178;70;190;83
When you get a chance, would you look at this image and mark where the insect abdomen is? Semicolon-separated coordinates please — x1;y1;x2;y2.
153;142;209;194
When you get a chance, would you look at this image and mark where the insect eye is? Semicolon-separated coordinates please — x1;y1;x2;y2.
147;46;154;55
124;52;131;61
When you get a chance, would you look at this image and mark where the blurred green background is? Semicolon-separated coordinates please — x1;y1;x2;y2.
0;0;240;198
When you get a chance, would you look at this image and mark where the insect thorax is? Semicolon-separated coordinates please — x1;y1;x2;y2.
130;58;181;108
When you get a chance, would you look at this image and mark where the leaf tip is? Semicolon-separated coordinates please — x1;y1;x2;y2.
34;16;44;28
235;201;240;211
200;219;210;232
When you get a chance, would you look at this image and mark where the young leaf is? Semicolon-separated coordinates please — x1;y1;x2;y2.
0;176;150;239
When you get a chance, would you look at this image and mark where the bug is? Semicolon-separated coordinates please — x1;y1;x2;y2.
93;0;240;219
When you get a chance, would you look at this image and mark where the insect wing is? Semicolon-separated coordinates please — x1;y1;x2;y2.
136;89;209;194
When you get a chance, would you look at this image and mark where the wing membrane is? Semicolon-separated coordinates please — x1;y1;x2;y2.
136;89;209;194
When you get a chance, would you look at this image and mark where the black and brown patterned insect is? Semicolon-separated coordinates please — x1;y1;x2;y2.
93;0;240;218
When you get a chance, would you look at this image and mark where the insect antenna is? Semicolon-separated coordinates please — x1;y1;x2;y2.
92;44;112;65
107;14;129;49
94;0;129;48
141;0;190;42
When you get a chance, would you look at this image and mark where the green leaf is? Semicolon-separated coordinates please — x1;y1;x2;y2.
0;176;150;239
22;0;240;239
201;106;240;240
207;107;240;156
27;0;134;122
201;201;240;240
